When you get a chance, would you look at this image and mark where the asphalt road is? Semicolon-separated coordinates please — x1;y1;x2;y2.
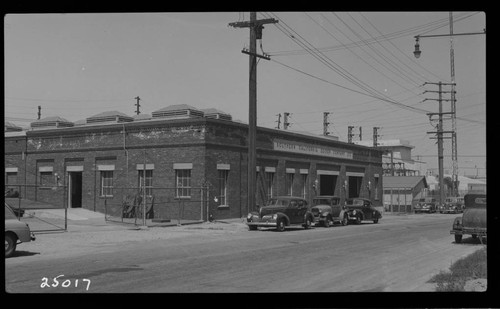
5;213;485;294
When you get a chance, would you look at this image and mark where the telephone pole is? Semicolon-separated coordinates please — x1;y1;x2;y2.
424;81;455;207
323;112;330;136
275;113;282;129
134;96;141;115
283;112;291;130
373;127;381;147
229;13;278;212
449;12;458;197
37;106;41;120
348;126;355;143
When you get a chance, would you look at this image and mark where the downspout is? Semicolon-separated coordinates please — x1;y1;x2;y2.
123;123;129;179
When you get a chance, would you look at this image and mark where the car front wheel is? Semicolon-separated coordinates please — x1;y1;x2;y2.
303;217;312;229
248;225;257;231
454;234;462;243
342;214;348;226
5;234;17;258
373;218;379;224
276;219;286;232
323;216;332;228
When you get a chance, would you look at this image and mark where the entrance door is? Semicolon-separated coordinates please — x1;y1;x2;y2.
319;175;337;196
348;176;363;198
69;172;83;208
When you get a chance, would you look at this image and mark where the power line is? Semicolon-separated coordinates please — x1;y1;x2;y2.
263;12;431;115
268;12;477;57
306;13;424;95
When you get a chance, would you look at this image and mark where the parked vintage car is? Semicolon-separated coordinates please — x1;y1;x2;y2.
414;197;438;213
5;202;36;258
246;196;314;232
311;196;348;227
439;197;464;214
450;193;486;243
345;198;382;224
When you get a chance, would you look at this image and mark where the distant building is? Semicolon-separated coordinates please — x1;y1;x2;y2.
354;139;425;176
382;176;428;213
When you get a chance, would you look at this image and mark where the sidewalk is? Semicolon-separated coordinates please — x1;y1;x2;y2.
23;207;248;232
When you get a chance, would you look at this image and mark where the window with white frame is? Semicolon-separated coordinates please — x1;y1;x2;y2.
39;166;56;187
6;171;17;185
100;171;114;197
265;172;274;200
374;176;379;200
217;169;229;206
138;169;153;196
175;169;191;198
302;174;308;198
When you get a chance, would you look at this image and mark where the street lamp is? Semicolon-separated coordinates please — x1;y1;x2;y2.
413;37;421;59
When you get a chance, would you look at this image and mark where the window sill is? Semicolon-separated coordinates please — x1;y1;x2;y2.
174;196;191;200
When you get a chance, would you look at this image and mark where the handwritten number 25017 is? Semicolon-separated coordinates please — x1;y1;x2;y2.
41;275;91;291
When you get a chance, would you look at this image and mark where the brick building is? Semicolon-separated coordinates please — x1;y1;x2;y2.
4;104;384;221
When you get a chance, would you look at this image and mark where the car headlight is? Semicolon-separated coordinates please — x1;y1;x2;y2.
272;214;278;220
247;213;253;219
352;210;356;215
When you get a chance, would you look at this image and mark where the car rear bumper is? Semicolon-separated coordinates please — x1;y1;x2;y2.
450;228;486;236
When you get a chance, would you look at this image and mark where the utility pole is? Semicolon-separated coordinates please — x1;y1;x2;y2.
283;112;291;130
373;127;380;147
134;96;141;115
229;13;278;213
359;126;362;141
347;126;355;143
449;12;458;197
275;113;282;129
413;13;485;196
424;81;455;207
323;112;330;136
37;106;41;120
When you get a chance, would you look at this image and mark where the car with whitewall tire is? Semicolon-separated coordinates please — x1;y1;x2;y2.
246;196;314;232
5;202;36;258
450;193;486;243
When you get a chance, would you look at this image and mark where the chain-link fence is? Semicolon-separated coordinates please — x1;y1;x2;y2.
104;186;209;226
5;184;68;232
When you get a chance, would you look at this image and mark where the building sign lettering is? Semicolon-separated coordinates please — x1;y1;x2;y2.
273;139;353;159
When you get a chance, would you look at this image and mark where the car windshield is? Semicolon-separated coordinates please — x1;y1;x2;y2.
347;199;364;206
424;198;435;203
266;199;289;206
5;204;18;220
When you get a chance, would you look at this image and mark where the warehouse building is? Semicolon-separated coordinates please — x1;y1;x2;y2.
4;104;384;221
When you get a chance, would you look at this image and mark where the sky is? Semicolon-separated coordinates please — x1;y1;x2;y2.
4;12;486;177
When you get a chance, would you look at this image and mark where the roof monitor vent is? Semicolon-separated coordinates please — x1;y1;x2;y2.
86;111;134;124
201;108;232;121
30;116;74;130
152;104;204;119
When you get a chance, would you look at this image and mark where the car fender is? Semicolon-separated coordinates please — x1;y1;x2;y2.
338;209;347;219
275;212;290;225
347;209;363;219
452;216;462;231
